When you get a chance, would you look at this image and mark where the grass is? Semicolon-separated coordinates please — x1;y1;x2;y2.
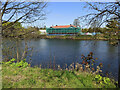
0;64;2;89
2;64;117;88
3;34;119;42
41;34;119;40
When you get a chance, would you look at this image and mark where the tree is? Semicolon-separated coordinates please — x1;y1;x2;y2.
0;1;2;36
1;1;47;62
80;2;120;87
106;20;119;33
105;20;119;40
82;28;89;33
73;19;80;27
2;21;23;37
79;2;119;29
1;1;47;35
0;1;2;62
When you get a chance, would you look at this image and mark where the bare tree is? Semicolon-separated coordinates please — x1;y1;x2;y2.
73;19;80;27
79;2;119;28
1;0;47;35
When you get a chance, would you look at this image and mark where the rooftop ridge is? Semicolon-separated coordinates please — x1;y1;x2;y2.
51;25;77;28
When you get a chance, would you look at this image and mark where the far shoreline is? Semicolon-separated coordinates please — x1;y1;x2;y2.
2;34;119;40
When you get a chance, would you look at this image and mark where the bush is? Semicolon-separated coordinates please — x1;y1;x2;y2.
2;58;29;68
65;35;71;36
94;74;111;85
75;33;81;37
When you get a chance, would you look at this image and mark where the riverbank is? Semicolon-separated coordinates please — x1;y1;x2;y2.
44;35;108;40
1;60;118;88
28;35;119;40
3;34;119;41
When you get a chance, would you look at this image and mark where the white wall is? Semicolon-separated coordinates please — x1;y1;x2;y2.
39;30;46;34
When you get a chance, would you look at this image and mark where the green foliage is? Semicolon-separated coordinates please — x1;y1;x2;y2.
2;58;16;65
26;78;36;85
2;21;42;38
2;58;29;68
94;75;111;85
14;60;28;68
94;75;102;81
81;20;119;40
106;20;119;30
82;28;101;33
2;64;117;88
1;55;117;88
104;20;119;39
82;28;89;33
2;21;23;37
103;77;110;84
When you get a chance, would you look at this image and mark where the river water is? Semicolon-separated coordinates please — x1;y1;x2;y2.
2;38;119;80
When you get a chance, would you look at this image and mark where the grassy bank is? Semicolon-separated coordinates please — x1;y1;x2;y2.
28;35;110;40
1;60;118;88
4;34;119;40
45;34;119;40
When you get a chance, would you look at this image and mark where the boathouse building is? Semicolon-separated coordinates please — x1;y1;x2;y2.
46;24;81;35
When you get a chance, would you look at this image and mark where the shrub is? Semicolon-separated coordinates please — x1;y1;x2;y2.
94;74;111;85
2;58;29;68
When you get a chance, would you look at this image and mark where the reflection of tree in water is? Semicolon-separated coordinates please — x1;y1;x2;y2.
2;38;33;63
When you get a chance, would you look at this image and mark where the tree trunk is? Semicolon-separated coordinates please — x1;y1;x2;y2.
21;41;28;60
0;1;2;61
16;40;19;62
0;1;2;90
118;42;120;88
0;1;2;36
0;1;2;37
118;63;120;88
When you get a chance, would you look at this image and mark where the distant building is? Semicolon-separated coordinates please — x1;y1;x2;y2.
46;24;81;35
85;32;93;35
39;29;47;34
80;32;100;36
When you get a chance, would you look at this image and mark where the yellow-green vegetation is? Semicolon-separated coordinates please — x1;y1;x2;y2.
1;59;117;88
44;34;119;40
2;21;41;38
0;64;2;90
45;35;103;40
